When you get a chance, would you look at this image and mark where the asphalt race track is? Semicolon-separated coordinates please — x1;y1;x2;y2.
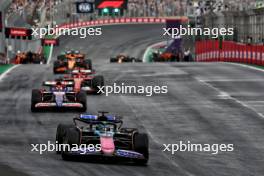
0;24;264;176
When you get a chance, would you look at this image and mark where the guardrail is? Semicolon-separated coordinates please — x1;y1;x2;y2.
195;40;264;66
56;17;187;29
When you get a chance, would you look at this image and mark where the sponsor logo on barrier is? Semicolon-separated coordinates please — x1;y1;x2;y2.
95;0;128;9
76;2;94;13
42;39;59;46
5;27;32;40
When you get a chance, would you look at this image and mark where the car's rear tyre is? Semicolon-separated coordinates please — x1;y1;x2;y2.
133;133;149;165
110;58;117;63
31;89;41;112
92;75;104;94
77;91;87;112
56;124;75;154
61;128;80;161
84;59;92;70
135;58;142;62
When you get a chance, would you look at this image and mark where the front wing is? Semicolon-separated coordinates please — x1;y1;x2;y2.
35;102;83;108
63;149;146;161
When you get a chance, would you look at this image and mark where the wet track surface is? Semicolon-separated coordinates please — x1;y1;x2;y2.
0;24;264;176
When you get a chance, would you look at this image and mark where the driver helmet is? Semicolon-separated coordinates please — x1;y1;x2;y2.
55;81;64;90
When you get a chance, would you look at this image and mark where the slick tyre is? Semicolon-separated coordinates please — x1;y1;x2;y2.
92;75;104;94
133;133;149;165
61;128;80;161
31;89;41;112
110;58;117;63
56;124;75;154
77;91;87;112
135;58;142;62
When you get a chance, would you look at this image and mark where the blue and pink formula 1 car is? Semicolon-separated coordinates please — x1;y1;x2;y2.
56;112;149;165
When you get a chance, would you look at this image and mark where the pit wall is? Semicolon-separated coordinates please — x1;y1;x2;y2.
195;40;264;65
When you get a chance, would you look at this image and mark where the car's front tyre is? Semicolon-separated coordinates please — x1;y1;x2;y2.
133;133;149;165
31;89;41;112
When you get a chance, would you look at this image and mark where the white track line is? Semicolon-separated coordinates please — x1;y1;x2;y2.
228;62;264;73
47;45;54;64
197;78;264;119
0;65;20;82
199;79;264;82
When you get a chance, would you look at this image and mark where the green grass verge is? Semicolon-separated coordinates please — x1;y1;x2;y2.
42;35;54;60
246;64;264;70
43;45;51;60
0;64;13;74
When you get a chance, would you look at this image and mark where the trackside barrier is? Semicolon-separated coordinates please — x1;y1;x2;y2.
55;17;189;30
195;40;264;66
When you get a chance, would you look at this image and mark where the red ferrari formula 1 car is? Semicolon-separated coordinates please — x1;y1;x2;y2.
54;50;92;74
31;81;87;112
59;69;104;94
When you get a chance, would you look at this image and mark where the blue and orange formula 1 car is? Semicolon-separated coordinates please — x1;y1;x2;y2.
56;112;149;165
59;69;104;94
53;50;92;74
31;81;86;112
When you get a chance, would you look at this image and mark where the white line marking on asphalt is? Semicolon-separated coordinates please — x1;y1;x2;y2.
197;78;264;119
47;45;54;64
0;65;20;82
200;79;264;82
120;96;195;176
244;101;264;103
228;63;264;73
